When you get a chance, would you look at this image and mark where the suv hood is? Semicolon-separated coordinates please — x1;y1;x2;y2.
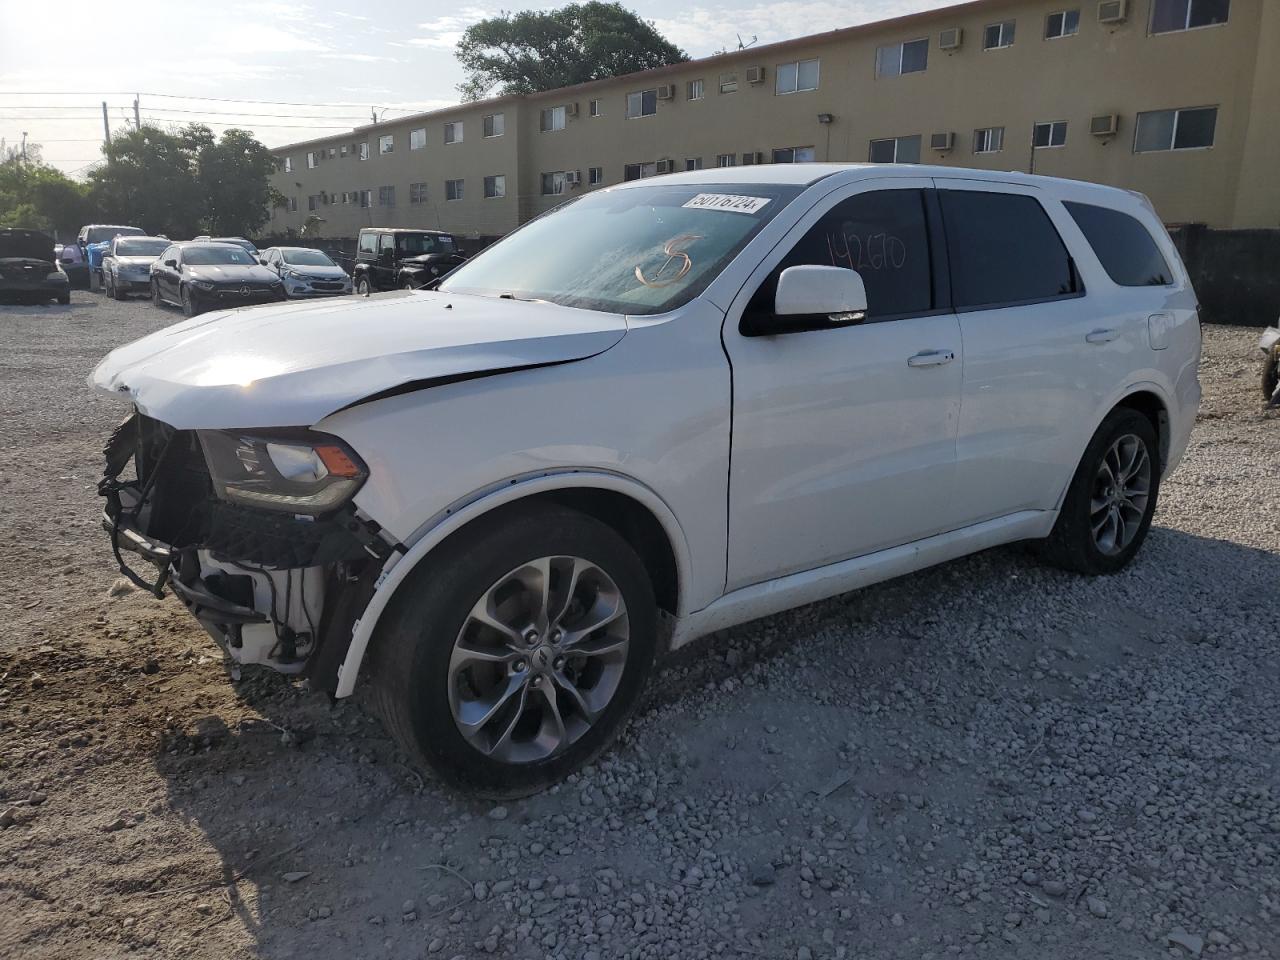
90;290;627;429
0;229;55;262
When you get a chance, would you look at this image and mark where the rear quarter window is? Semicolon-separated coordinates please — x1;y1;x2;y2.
1063;201;1174;287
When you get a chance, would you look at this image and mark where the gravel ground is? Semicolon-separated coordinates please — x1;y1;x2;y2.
1;292;1277;960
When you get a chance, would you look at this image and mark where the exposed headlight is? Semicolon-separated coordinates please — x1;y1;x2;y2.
191;279;216;290
197;430;368;515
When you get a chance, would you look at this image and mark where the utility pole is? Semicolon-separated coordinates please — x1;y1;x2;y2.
133;95;140;130
102;101;112;151
371;106;378;124
20;131;27;161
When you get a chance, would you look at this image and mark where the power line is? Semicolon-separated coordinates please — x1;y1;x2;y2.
0;91;434;111
0;106;372;120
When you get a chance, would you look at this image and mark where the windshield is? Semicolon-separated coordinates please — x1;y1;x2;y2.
282;248;336;266
438;183;802;314
212;238;258;254
87;226;143;244
114;238;169;257
396;233;456;255
184;245;256;265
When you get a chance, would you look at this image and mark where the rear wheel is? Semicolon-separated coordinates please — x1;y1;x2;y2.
371;504;658;797
1038;408;1160;575
356;276;372;296
57;290;70;305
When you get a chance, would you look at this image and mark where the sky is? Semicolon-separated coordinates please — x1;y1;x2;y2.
0;0;953;176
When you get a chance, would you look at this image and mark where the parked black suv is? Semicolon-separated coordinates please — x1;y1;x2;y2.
352;228;465;294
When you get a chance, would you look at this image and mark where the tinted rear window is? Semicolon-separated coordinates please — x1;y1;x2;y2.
939;190;1079;309
1063;201;1174;287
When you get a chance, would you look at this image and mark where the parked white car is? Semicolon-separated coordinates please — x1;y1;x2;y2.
90;165;1201;795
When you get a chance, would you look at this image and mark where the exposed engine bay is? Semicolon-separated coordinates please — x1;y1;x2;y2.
99;411;396;691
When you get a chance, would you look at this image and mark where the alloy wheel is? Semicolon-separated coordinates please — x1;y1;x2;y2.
1090;433;1151;555
447;556;630;764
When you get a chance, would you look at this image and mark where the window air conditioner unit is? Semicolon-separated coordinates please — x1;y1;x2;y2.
1090;113;1120;136
565;102;579;118
939;28;963;50
656;85;674;100
656;159;673;174
1097;0;1128;24
565;170;581;185
745;66;764;84
930;132;955;151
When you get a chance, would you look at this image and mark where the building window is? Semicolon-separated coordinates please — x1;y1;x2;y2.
444;121;463;144
589;99;602;117
378;185;395;206
716;153;737;167
876;38;928;77
288;196;297;212
340;144;349;157
1045;9;1080;38
540;106;566;132
1151;0;1230;34
687;79;704;100
775;59;819;95
772;146;816;163
283;156;293;172
626;90;658;119
378;134;394;155
410;128;426;150
869;135;922;163
358;142;369;161
483;113;505;138
685;157;703;171
359;189;372;208
541;171;567;195
307;195;317;211
984;20;1016;49
1134;106;1218;152
588;166;603;185
623;162;658;181
306;151;317;169
973;127;1005;153
719;72;738;94
484;175;506;199
410;182;428;204
445;179;464;201
328;147;336;158
1033;120;1068;147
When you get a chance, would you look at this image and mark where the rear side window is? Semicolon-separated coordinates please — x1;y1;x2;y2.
1063;201;1174;287
938;190;1079;309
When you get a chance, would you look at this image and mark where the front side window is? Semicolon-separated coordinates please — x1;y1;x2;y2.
626;90;658;119
973;127;1005;153
1034;120;1069;147
745;189;934;325
358;142;369;161
483;113;505;137
984;20;1016;49
1151;0;1230;33
1134;106;1217;152
379;234;395;255
687;79;704;100
541;106;566;132
1064;201;1174;286
438;181;802;315
868;135;922;163
541;171;567;195
772;146;816;163
1045;9;1080;38
938;189;1079;309
876;38;928;77
485;175;506;199
410;182;428;204
358;233;378;255
379;134;394;154
775;58;819;94
444;122;463;144
446;178;464;201
719;72;738;94
410;128;426;150
588;166;603;184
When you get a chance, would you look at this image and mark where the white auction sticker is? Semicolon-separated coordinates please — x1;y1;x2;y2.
682;193;772;214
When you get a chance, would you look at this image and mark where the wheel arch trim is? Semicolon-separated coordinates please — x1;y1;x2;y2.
334;469;693;698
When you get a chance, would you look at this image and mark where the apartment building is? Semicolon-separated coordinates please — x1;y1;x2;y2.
267;0;1279;239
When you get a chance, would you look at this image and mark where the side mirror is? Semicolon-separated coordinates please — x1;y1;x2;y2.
774;265;867;322
163;258;177;268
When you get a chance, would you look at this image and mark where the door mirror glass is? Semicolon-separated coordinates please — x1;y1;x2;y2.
774;265;867;322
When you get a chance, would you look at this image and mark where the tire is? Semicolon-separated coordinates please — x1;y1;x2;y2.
1263;355;1279;404
180;285;201;318
151;280;164;308
57;291;71;305
401;277;416;290
1038;408;1160;575
370;503;658;797
356;276;372;297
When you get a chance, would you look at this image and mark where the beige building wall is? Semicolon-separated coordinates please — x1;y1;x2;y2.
267;0;1277;238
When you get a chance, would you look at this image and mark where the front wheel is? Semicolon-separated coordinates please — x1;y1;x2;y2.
1263;354;1279;405
356;276;372;297
151;280;163;308
371;504;658;797
180;285;201;318
1037;408;1160;575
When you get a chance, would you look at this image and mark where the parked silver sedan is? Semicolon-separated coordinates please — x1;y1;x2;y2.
259;246;353;298
101;236;171;300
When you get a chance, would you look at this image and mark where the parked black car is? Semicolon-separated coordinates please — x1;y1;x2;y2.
352;228;465;294
1;228;71;304
150;241;285;317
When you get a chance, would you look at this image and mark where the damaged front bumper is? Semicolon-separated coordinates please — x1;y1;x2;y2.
99;412;395;691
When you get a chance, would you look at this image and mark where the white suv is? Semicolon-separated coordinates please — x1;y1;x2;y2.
92;165;1201;794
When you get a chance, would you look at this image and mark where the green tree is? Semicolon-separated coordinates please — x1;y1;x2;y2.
0;146;94;237
196;128;284;237
456;2;687;101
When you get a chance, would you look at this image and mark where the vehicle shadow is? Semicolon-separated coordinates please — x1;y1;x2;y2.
141;522;1278;958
